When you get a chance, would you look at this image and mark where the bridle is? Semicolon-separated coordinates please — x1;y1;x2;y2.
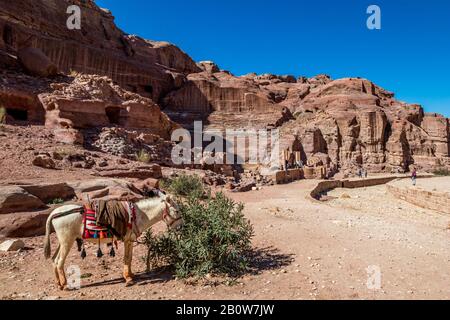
161;201;182;228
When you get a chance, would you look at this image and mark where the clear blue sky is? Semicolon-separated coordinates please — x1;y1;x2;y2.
96;0;450;117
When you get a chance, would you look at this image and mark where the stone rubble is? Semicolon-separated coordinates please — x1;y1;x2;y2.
0;239;25;252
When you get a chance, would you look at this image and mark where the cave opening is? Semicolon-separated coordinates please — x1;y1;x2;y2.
143;85;153;95
2;24;13;46
6;108;28;121
105;107;121;125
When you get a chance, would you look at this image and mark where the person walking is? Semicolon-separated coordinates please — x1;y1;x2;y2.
411;168;417;186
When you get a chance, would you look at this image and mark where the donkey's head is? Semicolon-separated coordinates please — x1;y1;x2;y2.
160;194;184;230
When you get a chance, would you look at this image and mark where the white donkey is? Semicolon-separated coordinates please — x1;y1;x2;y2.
44;194;183;290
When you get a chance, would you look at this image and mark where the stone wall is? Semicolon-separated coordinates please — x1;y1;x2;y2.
274;169;304;184
310;180;344;200
387;180;450;214
309;175;430;200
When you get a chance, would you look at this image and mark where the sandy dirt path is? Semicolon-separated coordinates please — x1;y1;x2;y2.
1;180;449;300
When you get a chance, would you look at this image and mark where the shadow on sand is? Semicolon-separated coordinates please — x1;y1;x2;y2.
81;246;293;289
81;270;174;289
247;246;294;275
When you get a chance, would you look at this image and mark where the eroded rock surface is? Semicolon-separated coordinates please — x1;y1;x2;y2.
0;0;448;179
0;0;199;102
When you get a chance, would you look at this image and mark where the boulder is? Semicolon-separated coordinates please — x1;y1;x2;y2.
0;186;46;214
17;47;58;77
0;239;25;252
0;210;51;238
32;154;56;169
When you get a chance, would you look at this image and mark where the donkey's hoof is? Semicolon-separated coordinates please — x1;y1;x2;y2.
125;279;135;287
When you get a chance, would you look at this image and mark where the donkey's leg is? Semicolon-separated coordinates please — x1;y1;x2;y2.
53;249;61;288
123;240;134;286
56;237;76;290
128;243;135;278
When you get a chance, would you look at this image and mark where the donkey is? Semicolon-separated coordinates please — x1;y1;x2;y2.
43;194;183;290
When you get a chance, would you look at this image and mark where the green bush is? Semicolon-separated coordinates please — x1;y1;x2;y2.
433;168;450;176
160;174;208;199
48;198;65;205
0;106;6;124
144;192;254;279
135;149;151;163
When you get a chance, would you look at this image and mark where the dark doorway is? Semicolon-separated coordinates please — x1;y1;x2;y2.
143;85;153;95
105;107;121;125
6;108;28;121
3;24;13;46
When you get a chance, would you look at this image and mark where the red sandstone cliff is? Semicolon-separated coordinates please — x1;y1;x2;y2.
0;0;200;102
0;0;448;174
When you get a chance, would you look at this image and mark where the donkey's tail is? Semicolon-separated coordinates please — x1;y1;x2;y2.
44;211;59;259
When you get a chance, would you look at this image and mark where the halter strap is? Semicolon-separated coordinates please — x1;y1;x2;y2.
128;202;140;236
162;201;182;228
162;202;172;225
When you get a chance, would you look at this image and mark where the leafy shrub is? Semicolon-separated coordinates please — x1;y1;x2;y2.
0;106;6;124
160;174;208;199
48;198;64;205
135;149;151;163
144;192;254;278
69;69;80;77
433;168;450;176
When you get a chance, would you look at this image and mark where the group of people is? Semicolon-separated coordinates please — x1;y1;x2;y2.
356;166;418;186
357;167;368;179
283;159;304;171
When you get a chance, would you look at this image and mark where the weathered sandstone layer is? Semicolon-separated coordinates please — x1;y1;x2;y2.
0;0;448;175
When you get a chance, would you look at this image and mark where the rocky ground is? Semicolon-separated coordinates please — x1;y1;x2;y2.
1;0;449;302
1;180;449;300
0;123;174;182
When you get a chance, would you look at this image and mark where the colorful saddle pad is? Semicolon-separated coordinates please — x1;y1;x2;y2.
82;206;114;240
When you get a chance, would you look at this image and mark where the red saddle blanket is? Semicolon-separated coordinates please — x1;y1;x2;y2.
82;207;114;240
82;200;136;240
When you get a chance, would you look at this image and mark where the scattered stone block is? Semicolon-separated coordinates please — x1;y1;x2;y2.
0;239;25;252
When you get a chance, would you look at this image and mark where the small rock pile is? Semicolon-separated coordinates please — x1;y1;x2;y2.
202;170;228;186
32;150;102;170
227;169;274;192
86;127;174;165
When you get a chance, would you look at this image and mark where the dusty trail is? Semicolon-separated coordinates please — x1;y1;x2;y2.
1;180;449;300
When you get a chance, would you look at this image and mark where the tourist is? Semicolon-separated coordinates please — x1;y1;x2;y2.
411;168;417;186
